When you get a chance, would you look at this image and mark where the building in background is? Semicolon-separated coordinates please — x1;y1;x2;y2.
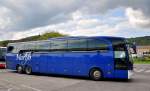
136;46;150;57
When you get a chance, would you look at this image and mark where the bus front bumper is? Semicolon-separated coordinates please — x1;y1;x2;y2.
128;70;133;79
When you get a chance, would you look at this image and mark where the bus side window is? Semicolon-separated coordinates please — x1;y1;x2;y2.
87;39;109;52
7;46;14;53
36;41;51;50
68;39;87;51
51;40;67;51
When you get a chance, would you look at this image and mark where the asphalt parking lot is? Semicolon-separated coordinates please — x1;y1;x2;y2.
0;64;150;91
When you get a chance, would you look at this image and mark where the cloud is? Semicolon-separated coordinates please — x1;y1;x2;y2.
81;0;150;28
126;7;150;28
0;0;83;30
0;7;12;30
0;0;150;40
0;0;150;30
9;11;121;40
83;0;150;15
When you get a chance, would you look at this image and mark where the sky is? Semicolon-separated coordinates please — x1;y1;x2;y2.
0;0;150;40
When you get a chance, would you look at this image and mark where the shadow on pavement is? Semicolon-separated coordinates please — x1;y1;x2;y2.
10;71;133;82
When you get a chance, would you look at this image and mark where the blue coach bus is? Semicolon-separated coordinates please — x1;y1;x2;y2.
5;36;135;80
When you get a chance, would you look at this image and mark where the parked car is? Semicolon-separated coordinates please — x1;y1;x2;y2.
0;47;6;69
0;63;5;69
0;47;7;61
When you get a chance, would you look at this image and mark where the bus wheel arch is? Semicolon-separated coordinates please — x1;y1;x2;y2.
25;65;32;75
16;64;23;74
89;67;103;81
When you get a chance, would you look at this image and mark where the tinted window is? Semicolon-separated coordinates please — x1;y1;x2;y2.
24;42;36;50
7;46;14;53
1;48;6;51
68;39;87;50
113;44;126;51
35;41;50;50
88;39;109;51
0;48;6;55
17;44;25;53
51;40;67;50
109;38;126;51
110;38;128;70
9;43;24;53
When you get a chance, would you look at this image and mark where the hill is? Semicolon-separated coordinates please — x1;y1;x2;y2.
127;36;150;46
0;33;149;47
0;32;66;47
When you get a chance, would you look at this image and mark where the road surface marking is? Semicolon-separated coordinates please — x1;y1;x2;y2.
0;69;12;73
8;88;13;91
134;69;144;72
134;69;142;72
0;79;21;90
134;69;139;72
145;70;150;73
21;84;41;91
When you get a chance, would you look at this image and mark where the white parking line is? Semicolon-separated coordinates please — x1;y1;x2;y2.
134;69;145;72
0;79;21;90
134;69;139;72
0;70;7;73
7;88;20;91
21;84;41;91
145;70;150;73
134;68;150;73
0;69;11;73
7;88;13;91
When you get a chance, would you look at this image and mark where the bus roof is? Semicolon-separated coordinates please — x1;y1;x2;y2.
48;36;125;40
8;36;125;46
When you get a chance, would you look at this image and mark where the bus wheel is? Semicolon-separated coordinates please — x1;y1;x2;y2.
17;65;23;74
25;66;32;75
89;68;102;81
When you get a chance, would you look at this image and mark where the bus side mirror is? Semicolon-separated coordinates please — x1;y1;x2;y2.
133;47;137;54
131;44;137;54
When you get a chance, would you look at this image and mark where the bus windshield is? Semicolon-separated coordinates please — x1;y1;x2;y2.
110;38;132;70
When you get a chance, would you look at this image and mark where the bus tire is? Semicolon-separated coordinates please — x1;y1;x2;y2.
25;66;32;75
89;68;103;81
16;65;23;74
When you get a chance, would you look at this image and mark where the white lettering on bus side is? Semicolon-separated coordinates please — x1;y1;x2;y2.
16;52;31;61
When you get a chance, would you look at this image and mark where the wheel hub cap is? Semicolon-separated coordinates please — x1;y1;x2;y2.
93;71;101;78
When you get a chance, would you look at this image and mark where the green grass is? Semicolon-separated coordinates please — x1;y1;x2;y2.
134;60;150;64
133;57;150;64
